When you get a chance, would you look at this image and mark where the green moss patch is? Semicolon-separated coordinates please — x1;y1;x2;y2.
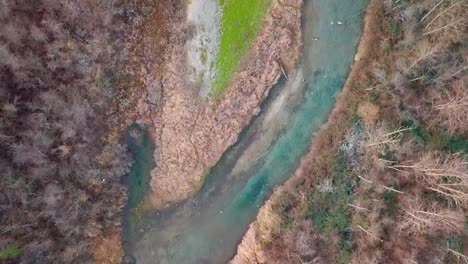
212;0;270;97
0;244;21;261
306;151;357;263
400;120;468;154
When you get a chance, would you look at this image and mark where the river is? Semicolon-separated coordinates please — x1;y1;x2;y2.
122;0;368;263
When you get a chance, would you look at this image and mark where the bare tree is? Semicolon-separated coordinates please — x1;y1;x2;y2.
400;201;464;235
360;123;413;171
422;0;467;43
430;78;468;134
388;152;468;207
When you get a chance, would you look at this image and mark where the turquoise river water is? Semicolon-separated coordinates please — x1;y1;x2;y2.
122;0;368;263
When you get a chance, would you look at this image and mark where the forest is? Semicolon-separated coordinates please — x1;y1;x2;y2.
0;0;138;262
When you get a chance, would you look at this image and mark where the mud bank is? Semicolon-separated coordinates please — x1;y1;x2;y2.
231;0;380;262
185;0;222;97
140;0;302;209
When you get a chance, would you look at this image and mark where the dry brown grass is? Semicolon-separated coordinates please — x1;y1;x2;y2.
358;101;381;125
93;228;123;264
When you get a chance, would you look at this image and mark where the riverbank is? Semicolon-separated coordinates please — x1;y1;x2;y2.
144;0;302;209
231;0;380;262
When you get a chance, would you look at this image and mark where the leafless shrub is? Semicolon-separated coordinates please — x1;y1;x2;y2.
401;40;440;74
0;0;11;18
364;124;410;151
12;143;47;166
0;44;20;69
447;248;468;263
360;123;412;171
391;71;408;94
399;200;464;235
295;231;318;260
3;21;26;43
356;223;383;244
395;25;466;133
388;152;468;207
316;178;333;193
351;253;382;264
422;0;467;43
30;24;47;42
2;103;17;115
405;46;465;88
429;77;468;134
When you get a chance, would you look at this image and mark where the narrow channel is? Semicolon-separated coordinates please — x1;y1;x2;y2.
123;0;368;263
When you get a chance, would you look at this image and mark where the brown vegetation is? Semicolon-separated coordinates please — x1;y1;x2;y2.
0;0;138;262
93;228;123;264
357;102;380;125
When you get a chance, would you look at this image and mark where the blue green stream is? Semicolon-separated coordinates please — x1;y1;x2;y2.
122;0;368;263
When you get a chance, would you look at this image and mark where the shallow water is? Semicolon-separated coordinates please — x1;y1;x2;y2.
123;0;368;263
121;124;155;256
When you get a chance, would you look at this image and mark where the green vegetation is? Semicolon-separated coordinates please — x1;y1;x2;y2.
422;190;450;206
212;0;270;97
378;6;402;45
306;152;356;262
273;192;296;230
403;122;468;154
0;244;21;260
448;233;464;252
381;190;398;216
445;233;467;264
